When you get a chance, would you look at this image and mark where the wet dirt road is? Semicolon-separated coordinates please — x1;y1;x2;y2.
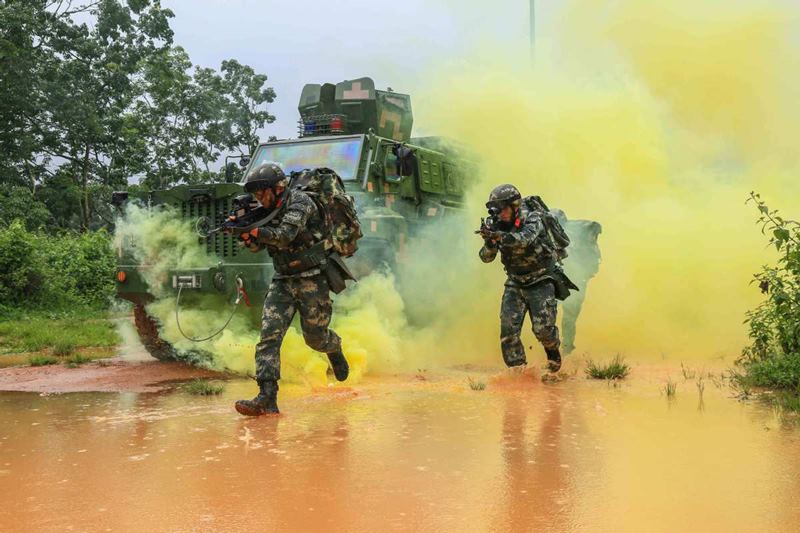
0;364;799;532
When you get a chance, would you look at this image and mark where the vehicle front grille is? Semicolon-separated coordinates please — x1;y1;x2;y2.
180;198;238;258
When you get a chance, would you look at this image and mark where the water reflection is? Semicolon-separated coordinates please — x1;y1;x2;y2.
0;373;798;532
498;392;572;532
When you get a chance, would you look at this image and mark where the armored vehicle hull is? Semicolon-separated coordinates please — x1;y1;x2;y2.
113;78;476;361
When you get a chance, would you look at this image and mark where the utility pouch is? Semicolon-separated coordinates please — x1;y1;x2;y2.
553;269;579;301
325;262;347;294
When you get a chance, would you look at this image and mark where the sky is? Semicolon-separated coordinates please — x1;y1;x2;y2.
163;0;559;140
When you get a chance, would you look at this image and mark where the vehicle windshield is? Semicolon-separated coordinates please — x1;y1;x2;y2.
247;136;364;181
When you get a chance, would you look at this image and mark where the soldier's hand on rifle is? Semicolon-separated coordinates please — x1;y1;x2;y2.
239;228;259;243
477;228;499;248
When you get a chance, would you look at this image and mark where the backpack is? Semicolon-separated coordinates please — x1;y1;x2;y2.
522;195;571;260
290;167;363;257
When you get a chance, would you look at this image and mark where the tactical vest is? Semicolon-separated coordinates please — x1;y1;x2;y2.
498;209;557;276
266;190;331;276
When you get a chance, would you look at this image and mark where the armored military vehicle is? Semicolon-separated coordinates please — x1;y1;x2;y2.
112;77;475;360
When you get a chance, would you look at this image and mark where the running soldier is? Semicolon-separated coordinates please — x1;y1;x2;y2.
234;163;350;416
478;184;576;372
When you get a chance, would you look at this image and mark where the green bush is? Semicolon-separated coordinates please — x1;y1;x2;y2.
47;229;116;308
0;221;116;311
734;356;800;391
0;221;47;306
737;193;800;396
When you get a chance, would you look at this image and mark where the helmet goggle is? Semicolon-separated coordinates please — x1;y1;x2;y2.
486;199;520;211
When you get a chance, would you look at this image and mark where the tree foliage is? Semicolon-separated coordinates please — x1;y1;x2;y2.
0;0;276;230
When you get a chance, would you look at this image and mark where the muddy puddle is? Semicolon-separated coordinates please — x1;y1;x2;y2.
0;363;798;532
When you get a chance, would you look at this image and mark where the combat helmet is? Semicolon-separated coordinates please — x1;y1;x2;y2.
244;162;287;193
486;183;522;209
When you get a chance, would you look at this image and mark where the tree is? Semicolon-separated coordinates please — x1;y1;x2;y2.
0;0;277;228
37;0;174;229
135;51;276;188
0;186;53;230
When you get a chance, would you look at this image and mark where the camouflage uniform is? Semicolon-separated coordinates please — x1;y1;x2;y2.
559;219;602;354
250;189;341;382
480;204;561;367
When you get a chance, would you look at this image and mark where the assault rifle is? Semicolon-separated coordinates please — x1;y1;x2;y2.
474;206;502;241
206;193;280;236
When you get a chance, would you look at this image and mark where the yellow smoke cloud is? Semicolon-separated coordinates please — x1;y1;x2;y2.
143;277;408;386
411;0;800;361
120;1;800;378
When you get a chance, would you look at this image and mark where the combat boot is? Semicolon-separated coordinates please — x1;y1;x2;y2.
327;350;349;382
235;380;279;416
545;348;562;373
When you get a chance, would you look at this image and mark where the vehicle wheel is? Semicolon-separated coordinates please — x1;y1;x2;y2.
133;303;179;362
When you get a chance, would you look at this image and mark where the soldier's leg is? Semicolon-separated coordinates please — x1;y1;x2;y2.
236;279;295;416
527;281;561;371
294;274;348;381
254;279;297;382
294;275;342;353
527;281;560;350
560;280;587;354
500;285;528;367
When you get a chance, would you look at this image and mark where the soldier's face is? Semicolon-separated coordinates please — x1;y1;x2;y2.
254;188;275;208
499;206;514;222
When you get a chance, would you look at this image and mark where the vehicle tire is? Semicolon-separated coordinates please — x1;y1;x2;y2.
133;303;179;362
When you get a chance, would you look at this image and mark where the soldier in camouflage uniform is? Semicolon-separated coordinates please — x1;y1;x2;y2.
478;184;565;372
234;163;350;416
552;209;602;354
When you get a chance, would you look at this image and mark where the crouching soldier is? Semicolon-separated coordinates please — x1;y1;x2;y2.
235;163;350;416
477;184;577;372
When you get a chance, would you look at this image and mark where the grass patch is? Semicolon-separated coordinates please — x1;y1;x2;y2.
681;362;696;380
182;379;224;396
467;377;486;391
585;355;630;380
63;353;92;368
0;314;119;355
663;378;677;398
52;341;76;356
775;391;800;413
28;354;58;366
732;358;800;412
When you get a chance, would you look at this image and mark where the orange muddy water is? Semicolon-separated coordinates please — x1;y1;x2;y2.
0;363;799;533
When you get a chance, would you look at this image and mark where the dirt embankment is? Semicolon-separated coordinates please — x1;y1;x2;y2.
0;358;226;394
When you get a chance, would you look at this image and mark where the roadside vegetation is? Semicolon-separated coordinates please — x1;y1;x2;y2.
0;307;120;368
0;1;275;368
585;355;630;380
734;193;800;412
